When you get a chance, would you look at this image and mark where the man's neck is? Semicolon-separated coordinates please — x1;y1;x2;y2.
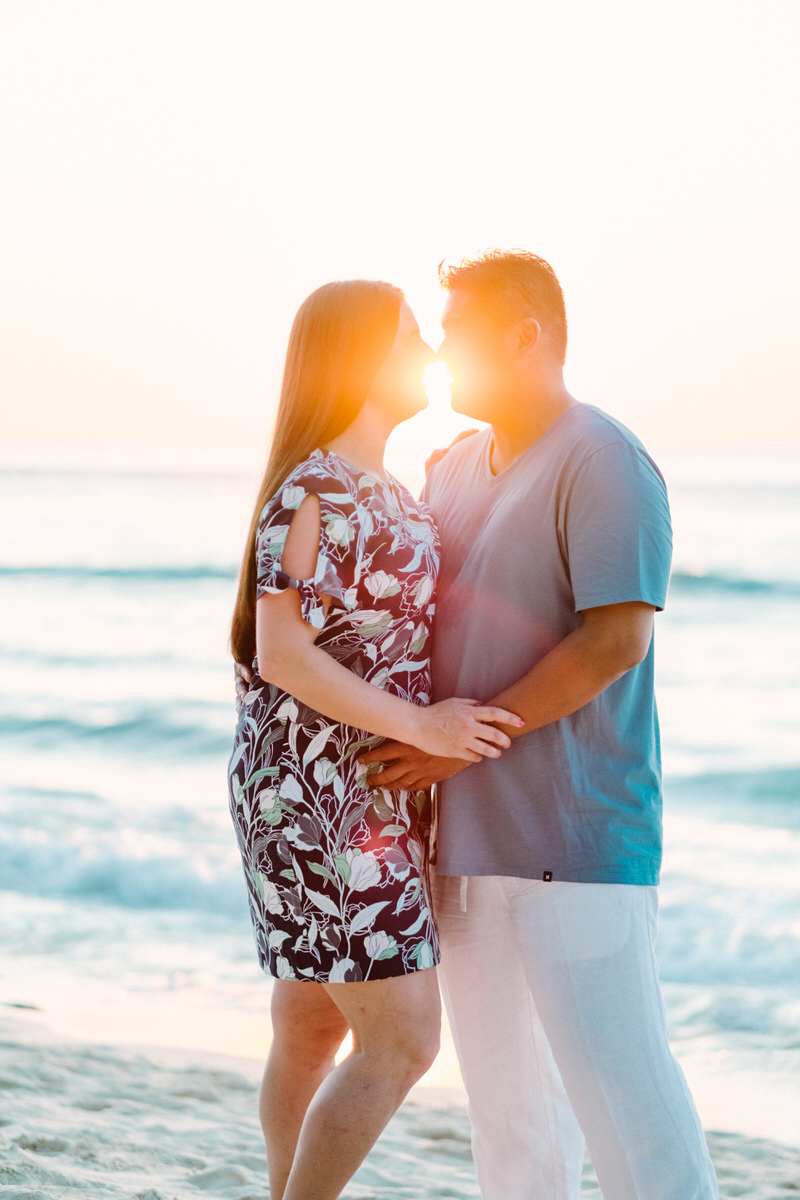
489;384;576;476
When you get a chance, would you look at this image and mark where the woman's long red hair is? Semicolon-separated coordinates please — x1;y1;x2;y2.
230;279;403;667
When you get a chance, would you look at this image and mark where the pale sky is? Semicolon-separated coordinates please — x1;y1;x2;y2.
2;0;799;475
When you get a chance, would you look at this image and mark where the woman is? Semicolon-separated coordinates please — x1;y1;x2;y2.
228;279;520;1200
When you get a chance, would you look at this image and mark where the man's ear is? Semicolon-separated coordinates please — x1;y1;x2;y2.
516;317;541;354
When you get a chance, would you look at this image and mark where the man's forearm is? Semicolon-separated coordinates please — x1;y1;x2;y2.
360;630;631;787
489;611;651;737
358;602;654;787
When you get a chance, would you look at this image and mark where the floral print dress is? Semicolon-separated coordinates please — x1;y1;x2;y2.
228;450;441;983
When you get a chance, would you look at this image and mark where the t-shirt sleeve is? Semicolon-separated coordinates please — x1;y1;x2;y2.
562;442;673;612
255;468;359;629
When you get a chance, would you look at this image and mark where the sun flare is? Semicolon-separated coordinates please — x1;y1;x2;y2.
422;360;453;406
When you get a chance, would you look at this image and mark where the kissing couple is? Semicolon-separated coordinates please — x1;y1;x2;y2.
228;250;719;1200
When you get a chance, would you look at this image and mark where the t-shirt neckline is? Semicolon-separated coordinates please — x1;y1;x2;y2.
480;404;578;487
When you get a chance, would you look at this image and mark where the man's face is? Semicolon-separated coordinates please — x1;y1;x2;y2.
438;288;517;423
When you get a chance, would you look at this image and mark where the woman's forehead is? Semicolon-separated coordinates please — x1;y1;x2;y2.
396;300;420;337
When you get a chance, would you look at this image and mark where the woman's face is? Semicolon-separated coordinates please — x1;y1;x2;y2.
365;301;435;426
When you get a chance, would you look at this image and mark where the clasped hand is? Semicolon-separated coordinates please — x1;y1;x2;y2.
357;740;469;790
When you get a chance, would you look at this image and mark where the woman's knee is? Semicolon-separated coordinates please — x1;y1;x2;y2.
270;982;349;1063
320;966;441;1081
399;1019;441;1078
362;989;441;1080
367;1018;439;1089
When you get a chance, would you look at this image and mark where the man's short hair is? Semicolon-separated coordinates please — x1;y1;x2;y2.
439;249;568;364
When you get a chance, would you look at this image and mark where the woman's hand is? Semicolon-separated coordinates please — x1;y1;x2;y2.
409;698;522;761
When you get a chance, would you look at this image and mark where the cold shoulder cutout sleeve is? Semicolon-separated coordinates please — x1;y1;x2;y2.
255;455;360;629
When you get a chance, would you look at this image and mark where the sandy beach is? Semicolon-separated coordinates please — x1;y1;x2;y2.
2;1007;799;1200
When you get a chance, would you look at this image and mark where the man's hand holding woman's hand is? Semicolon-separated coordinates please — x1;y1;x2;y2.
360;699;523;789
358;742;468;790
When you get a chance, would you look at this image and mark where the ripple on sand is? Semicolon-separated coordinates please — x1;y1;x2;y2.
0;1028;798;1199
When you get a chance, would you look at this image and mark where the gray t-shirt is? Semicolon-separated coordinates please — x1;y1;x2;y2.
421;403;672;885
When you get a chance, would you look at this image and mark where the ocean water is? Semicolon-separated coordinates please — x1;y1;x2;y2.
1;446;799;1143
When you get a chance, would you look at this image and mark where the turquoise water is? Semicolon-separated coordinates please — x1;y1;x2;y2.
1;451;799;1090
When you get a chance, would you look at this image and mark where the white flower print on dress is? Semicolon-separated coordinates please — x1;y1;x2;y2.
329;957;357;983
365;931;399;960
346;609;393;639
276;699;299;724
411;575;435;607
260;875;283;915
325;515;355;547
281;485;306;510
411;941;436;970
343;849;381;891
364;570;402;599
262;525;289;553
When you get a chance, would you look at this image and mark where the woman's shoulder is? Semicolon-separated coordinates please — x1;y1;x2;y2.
256;452;359;531
284;449;354;487
279;451;361;501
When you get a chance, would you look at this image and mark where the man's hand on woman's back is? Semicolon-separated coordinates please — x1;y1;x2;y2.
234;661;252;712
424;429;480;476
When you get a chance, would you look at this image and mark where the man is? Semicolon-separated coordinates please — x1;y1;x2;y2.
360;251;718;1199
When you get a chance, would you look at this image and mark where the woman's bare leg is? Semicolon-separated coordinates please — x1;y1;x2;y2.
282;966;441;1200
260;981;350;1200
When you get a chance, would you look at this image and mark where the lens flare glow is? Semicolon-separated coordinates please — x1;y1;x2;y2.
422;360;453;406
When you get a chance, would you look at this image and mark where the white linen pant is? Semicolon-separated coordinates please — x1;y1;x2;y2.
431;874;718;1200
